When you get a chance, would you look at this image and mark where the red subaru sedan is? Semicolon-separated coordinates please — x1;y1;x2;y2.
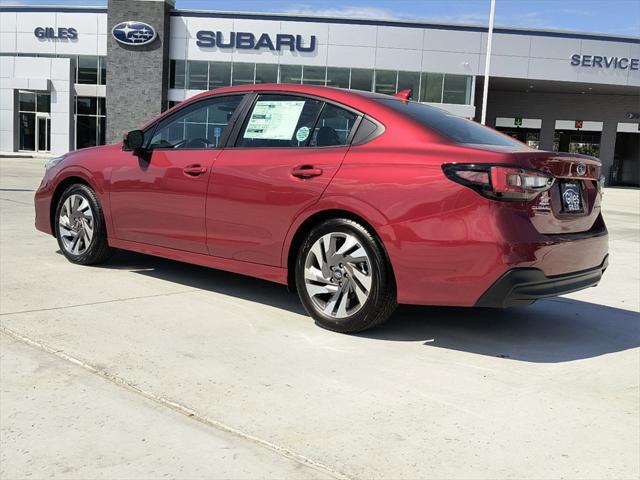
35;84;608;333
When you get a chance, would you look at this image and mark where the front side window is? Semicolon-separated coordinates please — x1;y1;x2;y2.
149;95;243;149
238;94;323;148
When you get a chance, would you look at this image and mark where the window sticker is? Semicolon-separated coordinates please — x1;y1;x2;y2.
295;126;310;142
244;100;305;140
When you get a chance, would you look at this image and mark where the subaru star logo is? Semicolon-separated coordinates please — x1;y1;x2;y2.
111;21;156;46
576;163;587;176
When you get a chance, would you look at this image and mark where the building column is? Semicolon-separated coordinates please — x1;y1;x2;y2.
539;117;556;151
105;0;173;144
599;121;618;184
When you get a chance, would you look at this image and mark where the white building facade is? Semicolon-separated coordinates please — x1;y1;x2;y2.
0;2;638;185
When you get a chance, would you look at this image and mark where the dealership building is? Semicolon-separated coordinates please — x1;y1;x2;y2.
0;1;638;185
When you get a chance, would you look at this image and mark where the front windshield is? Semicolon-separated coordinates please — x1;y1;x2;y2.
377;98;526;148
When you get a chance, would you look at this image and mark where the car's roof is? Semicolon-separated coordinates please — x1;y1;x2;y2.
183;83;394;113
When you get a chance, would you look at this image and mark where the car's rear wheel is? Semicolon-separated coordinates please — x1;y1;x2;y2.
295;218;397;333
54;183;113;265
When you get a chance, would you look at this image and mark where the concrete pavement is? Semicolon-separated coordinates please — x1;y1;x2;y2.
1;157;638;479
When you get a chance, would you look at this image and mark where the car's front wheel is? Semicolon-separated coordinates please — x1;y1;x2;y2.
54;183;114;265
295;218;397;333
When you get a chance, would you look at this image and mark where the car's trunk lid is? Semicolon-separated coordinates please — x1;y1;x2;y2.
509;151;603;235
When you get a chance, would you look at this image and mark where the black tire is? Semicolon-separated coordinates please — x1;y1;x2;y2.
54;183;114;265
295;218;397;333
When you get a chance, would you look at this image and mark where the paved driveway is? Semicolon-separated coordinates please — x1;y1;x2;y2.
1;157;638;479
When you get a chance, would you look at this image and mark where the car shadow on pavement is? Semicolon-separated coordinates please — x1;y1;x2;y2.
101;250;640;364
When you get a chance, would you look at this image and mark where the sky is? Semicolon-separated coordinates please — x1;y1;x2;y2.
1;0;639;36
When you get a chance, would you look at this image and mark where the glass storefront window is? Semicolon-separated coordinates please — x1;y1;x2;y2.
187;61;208;90
75;96;106;149
443;74;471;104
280;64;302;84
350;68;373;92
326;67;350;89
397;71;420;98
374;70;397;95
255;63;278;83
77;56;98;84
569;133;601;157
420;72;444;103
99;56;107;85
232;63;255;85
76;96;96;115
36;93;50;113
19;92;36;112
165;60;472;106
170;60;186;89
209;61;231;89
302;66;326;85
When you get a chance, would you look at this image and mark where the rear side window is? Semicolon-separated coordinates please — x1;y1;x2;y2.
238;94;323;148
377;98;525;147
309;104;358;147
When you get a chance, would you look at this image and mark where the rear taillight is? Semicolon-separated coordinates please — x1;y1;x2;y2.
443;164;555;201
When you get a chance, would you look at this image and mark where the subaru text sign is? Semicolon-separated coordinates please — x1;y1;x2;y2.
196;31;316;52
112;21;157;46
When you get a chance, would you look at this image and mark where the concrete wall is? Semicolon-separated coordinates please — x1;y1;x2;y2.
482;89;640;182
105;0;171;143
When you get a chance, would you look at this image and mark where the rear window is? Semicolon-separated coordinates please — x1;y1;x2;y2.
377;98;525;147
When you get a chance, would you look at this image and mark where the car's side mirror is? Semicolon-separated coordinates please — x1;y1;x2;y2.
123;129;145;153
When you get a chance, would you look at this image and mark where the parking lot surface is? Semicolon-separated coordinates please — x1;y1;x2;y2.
1;157;638;479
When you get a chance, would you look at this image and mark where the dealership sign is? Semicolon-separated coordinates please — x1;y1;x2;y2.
571;54;639;70
196;31;317;52
34;27;78;40
112;21;157;46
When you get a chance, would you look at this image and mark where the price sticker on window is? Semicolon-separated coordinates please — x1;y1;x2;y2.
244;101;305;140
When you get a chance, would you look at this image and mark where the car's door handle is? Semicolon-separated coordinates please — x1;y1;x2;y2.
292;165;323;179
183;164;208;176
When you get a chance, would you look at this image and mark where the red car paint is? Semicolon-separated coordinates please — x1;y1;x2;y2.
35;84;608;306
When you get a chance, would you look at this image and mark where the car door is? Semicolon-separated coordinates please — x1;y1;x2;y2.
206;94;361;265
109;94;245;254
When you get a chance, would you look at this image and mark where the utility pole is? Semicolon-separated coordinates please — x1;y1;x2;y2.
481;0;496;125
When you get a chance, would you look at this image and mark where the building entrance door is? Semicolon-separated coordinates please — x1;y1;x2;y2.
18;90;51;152
612;123;640;187
36;114;51;152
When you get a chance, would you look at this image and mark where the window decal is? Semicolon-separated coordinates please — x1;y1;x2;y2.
244;100;305;140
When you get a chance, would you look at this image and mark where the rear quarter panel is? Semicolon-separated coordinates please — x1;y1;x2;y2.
323;140;514;306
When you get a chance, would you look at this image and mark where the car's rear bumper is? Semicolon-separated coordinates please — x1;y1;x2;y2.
475;255;608;308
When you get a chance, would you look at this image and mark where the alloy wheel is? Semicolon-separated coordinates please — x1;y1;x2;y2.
304;232;372;319
58;194;95;255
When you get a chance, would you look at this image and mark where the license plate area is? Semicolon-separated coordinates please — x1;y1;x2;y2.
560;182;583;213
